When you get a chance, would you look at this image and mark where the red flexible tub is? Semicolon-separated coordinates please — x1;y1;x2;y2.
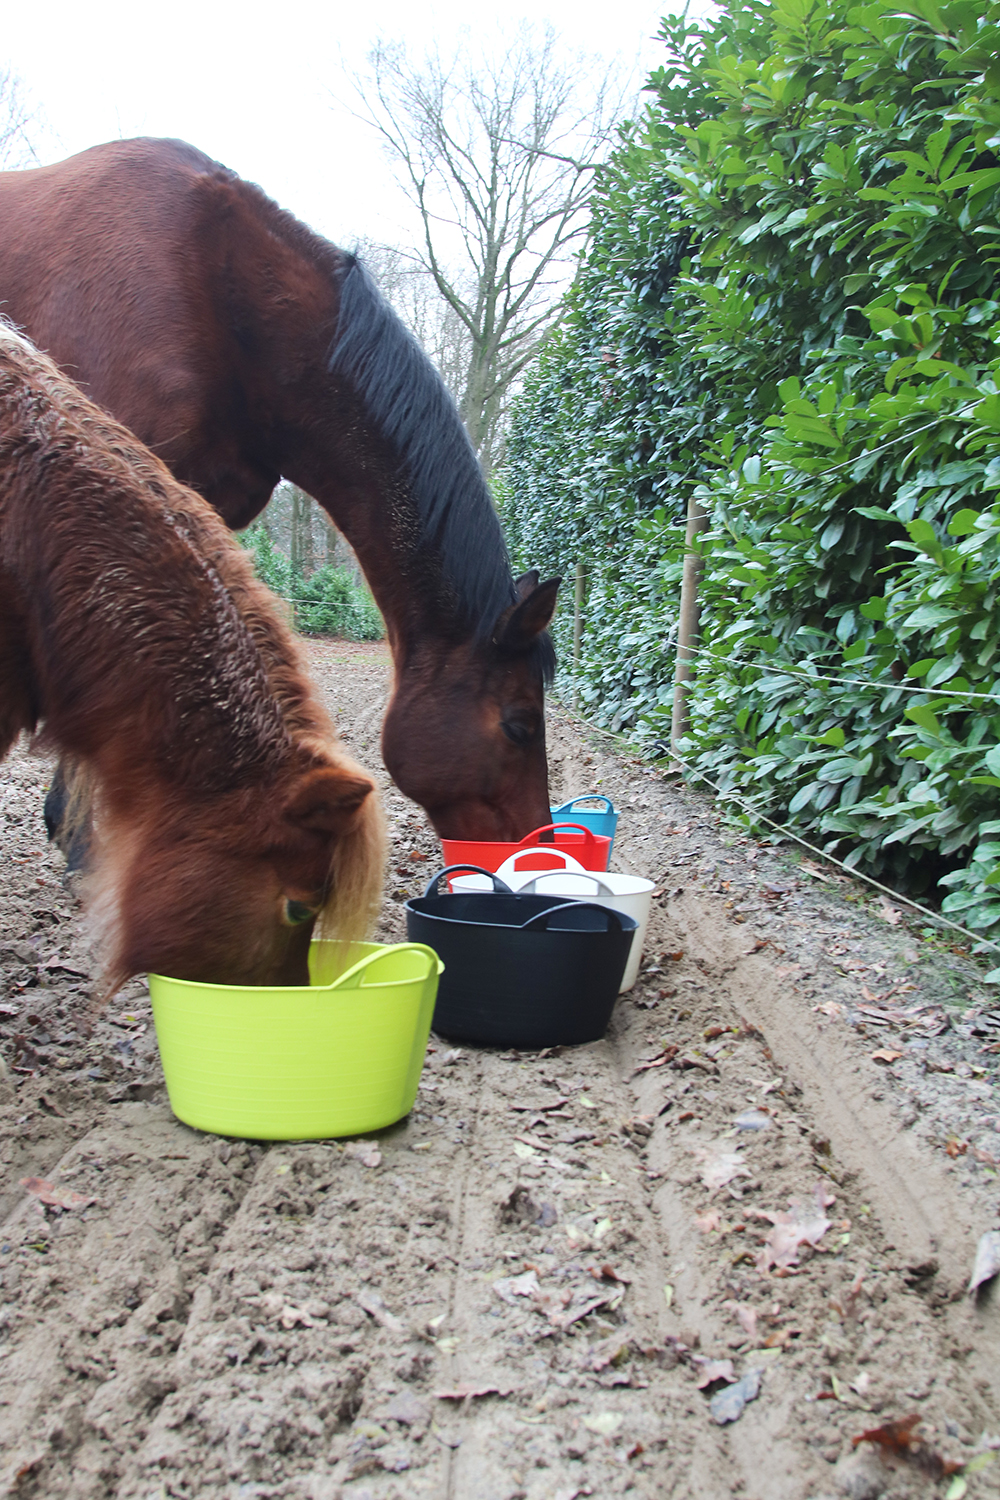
439;822;611;875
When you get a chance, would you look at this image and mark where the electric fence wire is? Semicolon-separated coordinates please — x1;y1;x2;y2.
675;639;1000;703
553;694;1000;966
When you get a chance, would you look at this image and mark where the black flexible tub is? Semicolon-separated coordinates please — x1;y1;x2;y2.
405;866;637;1048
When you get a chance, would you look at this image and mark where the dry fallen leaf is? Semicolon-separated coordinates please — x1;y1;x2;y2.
260;1293;315;1329
710;1368;762;1424
537;1287;620;1332
755;1183;833;1271
853;1413;963;1478
435;1384;512;1401
696;1209;726;1233
831;1271;865;1322
692;1356;736;1389
871;1049;903;1065
631;1045;679;1077
356;1289;405;1334
968;1230;1000;1297
590;1263;631;1285
722;1300;758;1341
344;1140;382;1169
586;1335;634;1372
582;1411;623;1437
695;1145;751;1194
493;1270;540;1305
20;1177;96;1212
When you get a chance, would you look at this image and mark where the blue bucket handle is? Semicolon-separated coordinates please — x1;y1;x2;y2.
423;864;515;899
552;794;615;815
518;901;625;933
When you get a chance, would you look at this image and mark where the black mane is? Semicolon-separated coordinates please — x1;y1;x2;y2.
327;255;517;640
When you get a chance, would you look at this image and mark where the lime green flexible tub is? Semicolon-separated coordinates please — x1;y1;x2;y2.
148;940;442;1140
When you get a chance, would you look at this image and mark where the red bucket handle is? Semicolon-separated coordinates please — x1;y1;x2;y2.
515;822;598;852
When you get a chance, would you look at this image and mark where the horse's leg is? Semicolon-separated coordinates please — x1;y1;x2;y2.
43;758;93;873
0;574;91;871
0;573;36;760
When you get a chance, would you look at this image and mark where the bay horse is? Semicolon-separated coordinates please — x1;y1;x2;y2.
0;321;385;994
0;137;560;844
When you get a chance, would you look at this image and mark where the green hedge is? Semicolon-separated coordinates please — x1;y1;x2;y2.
500;0;1000;943
240;525;385;641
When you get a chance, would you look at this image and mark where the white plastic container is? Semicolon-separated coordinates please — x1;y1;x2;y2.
513;869;655;993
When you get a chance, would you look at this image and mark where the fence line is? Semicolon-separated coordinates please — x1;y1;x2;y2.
670;747;1000;962
673;640;1000;704
693;395;983;515
552;693;1000;966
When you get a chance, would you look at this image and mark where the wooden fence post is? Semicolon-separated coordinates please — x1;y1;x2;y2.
573;560;586;710
670;496;709;754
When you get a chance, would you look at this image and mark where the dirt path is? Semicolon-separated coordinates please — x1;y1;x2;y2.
0;640;998;1500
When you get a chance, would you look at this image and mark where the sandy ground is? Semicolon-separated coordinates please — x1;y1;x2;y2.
0;638;998;1500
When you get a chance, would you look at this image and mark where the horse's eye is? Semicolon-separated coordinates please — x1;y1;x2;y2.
501;720;533;746
282;898;317;926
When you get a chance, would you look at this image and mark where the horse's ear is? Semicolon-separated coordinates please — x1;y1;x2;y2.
514;569;540;601
282;766;374;836
496;576;561;651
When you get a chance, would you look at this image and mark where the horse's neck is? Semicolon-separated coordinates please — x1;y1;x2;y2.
296;461;454;658
224;237;495;658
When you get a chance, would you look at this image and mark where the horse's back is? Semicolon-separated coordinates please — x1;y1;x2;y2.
0;138;224;348
0;139;315;520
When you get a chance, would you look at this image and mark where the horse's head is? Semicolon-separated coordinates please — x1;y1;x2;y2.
96;756;384;993
382;571;560;841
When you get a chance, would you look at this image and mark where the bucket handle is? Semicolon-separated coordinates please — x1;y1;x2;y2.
497;846;587;878
517;873;616;897
422;864;516;899
331;942;443;990
516;822;600;851
552;794;615;815
518;901;625;933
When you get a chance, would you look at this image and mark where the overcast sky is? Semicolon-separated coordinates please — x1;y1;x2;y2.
5;0;675;251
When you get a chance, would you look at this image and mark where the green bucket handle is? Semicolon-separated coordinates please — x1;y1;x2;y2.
330;942;443;990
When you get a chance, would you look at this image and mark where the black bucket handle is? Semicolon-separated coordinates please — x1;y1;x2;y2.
518;901;625;933
517;872;616;897
422;864;516;899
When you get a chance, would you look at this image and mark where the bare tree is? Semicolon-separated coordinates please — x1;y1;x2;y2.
351;27;632;471
0;69;39;169
263;480;363;581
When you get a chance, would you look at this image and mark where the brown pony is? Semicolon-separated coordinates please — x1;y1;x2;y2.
0;321;385;994
0;138;560;842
